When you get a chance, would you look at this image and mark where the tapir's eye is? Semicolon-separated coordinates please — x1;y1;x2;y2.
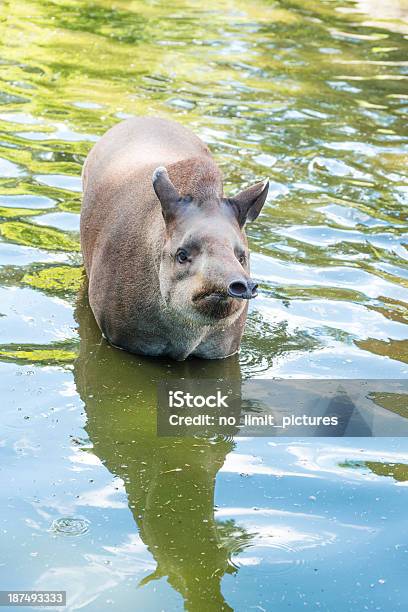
176;249;189;264
179;195;193;204
238;252;247;265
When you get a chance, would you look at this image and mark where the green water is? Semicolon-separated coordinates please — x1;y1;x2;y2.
0;0;407;610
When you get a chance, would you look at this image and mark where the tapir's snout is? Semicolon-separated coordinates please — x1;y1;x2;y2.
227;278;258;300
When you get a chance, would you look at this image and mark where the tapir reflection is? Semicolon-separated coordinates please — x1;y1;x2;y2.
73;292;251;611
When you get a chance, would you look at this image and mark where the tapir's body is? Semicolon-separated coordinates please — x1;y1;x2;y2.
81;117;268;360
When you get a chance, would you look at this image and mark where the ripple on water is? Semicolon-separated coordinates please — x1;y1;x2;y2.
316;203;392;228
232;555;305;576
0;194;56;209
31;212;80;233
0;0;407;610
51;517;90;537
34;174;82;193
0;157;25;178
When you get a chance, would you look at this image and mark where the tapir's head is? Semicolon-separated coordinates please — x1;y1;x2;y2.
152;163;269;324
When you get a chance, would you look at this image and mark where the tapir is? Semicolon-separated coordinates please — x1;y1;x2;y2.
81;117;269;360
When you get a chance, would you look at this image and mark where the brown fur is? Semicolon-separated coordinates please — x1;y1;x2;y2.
81;117;268;360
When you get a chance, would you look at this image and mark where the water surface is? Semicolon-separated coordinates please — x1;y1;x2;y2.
0;1;407;610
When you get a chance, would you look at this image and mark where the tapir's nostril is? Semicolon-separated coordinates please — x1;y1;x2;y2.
228;279;258;300
228;281;247;298
250;281;258;297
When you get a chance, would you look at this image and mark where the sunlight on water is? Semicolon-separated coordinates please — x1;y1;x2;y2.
0;0;407;610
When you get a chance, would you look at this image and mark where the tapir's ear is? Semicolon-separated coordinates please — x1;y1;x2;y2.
229;179;269;227
152;166;181;224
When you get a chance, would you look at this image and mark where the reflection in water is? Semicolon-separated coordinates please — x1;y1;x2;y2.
365;460;408;481
341;459;408;482
0;0;407;609
74;290;250;611
368;390;408;417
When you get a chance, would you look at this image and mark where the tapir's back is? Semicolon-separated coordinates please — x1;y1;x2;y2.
83;117;209;191
81;116;211;273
